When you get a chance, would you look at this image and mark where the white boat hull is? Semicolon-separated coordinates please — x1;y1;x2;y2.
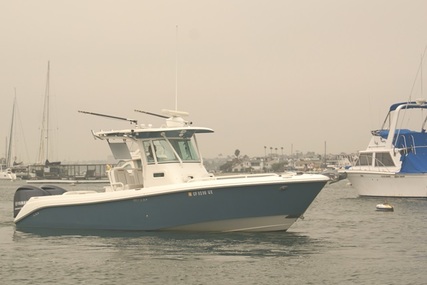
0;171;16;181
14;175;328;232
346;171;427;197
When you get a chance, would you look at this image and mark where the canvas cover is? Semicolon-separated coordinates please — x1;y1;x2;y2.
400;152;427;173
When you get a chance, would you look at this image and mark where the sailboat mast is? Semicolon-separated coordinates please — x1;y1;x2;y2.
6;92;16;167
46;61;50;162
4;137;6;166
323;141;327;168
37;61;50;164
175;25;178;111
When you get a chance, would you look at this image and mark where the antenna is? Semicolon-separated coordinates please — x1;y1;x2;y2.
134;109;168;119
135;109;191;127
422;52;424;98
78;110;138;125
408;45;427;101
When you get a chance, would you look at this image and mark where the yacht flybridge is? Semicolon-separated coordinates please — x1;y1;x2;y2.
14;109;328;232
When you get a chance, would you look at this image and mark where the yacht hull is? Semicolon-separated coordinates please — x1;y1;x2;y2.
14;179;327;232
346;171;427;197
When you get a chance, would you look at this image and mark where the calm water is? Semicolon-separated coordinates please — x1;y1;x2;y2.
1;179;426;285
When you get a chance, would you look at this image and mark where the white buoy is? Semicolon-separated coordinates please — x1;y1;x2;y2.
376;202;394;212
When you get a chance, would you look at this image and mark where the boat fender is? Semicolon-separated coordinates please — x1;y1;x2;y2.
13;185;67;218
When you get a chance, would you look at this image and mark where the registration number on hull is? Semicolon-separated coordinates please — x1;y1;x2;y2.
188;190;214;197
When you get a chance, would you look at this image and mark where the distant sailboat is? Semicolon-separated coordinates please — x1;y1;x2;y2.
33;61;61;179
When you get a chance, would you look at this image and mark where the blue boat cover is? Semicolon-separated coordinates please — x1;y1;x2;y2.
395;131;427;173
376;129;427;144
374;101;427;173
400;152;427;173
374;129;427;173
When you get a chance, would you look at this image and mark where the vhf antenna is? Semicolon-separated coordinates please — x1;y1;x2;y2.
134;109;168;119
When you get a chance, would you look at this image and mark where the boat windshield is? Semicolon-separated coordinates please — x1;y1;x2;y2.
146;139;179;163
169;138;200;162
143;138;200;164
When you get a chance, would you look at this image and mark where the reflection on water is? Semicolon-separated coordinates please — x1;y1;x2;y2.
12;228;322;259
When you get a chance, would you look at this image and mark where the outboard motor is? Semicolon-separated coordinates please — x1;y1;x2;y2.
13;185;67;218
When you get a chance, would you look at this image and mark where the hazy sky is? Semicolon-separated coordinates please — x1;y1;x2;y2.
1;1;427;163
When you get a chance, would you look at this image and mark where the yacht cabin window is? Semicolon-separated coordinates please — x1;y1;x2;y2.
374;152;395;167
358;153;373;166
